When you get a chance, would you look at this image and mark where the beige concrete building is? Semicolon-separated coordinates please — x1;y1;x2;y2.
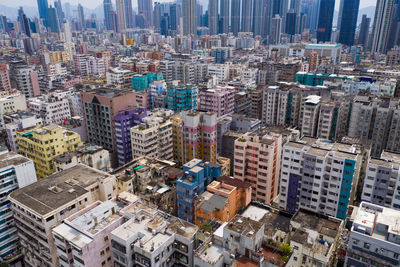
233;131;282;204
9;164;117;267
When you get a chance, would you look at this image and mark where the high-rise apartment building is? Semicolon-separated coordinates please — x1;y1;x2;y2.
0;151;37;260
17;125;83;179
279;137;361;220
14;66;40;98
362;151;400;210
182;111;218;163
338;0;360;46
81;89;137;167
167;83;197;112
316;0;335;43
182;0;197;35
9;164;117;267
27;93;71;125
371;0;395;53
130;109;173;161
299;95;321;137
0;64;12;92
233;131;282;204
114;107;147;166
199;86;235;117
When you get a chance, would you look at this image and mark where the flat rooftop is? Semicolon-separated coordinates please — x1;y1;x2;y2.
84;88;133;98
353;202;400;242
292;209;341;239
9;164;113;216
0;152;31;169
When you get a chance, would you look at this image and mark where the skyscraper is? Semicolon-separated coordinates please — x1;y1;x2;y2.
271;0;289;31
125;0;134;28
182;0;197;35
18;7;32;37
358;15;371;48
37;0;49;26
103;0;114;30
338;0;360;46
371;0;395;53
54;0;64;24
116;0;126;31
220;0;230;33
0;16;9;33
285;9;297;36
253;0;267;36
301;0;321;34
316;0;335;43
271;14;282;44
78;4;85;30
241;0;253;32
386;0;400;51
47;5;60;33
138;0;153;28
170;3;178;31
154;2;162;29
208;0;218;35
231;0;241;35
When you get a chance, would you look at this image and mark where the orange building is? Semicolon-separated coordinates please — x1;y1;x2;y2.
194;176;252;226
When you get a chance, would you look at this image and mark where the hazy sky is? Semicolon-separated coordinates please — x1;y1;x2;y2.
2;0;377;10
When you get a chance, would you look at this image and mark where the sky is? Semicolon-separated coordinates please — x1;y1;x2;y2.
2;0;377;10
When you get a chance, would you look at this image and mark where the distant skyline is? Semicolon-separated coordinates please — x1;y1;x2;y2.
1;0;377;10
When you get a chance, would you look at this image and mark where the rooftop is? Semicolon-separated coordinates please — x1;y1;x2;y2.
9;164;113;216
291;209;341;239
84;88;134;98
226;215;263;238
0;152;31;170
353;202;400;242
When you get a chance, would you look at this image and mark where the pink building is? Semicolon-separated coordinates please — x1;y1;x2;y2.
233;132;282;204
0;64;11;92
52;200;126;267
182;110;217;163
199;86;235;117
135;89;149;109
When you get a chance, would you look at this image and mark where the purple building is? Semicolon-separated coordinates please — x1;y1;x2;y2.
114;107;147;166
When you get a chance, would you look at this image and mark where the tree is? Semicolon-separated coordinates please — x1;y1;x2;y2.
280;243;292;255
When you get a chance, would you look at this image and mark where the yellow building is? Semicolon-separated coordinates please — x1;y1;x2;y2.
50;51;69;63
171;114;184;165
17;125;83;179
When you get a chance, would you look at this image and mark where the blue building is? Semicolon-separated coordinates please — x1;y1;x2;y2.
167;84;197;112
177;159;222;222
338;0;360;46
317;0;335;43
212;48;228;63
